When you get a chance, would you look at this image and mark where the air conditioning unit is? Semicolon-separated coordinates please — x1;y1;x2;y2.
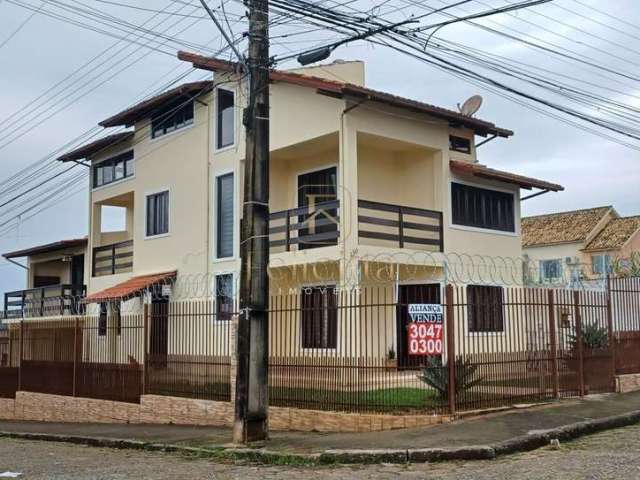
565;257;579;265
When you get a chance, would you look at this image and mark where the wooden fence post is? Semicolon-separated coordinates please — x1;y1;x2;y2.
573;290;585;397
445;284;456;415
143;304;149;396
548;289;560;399
605;275;617;392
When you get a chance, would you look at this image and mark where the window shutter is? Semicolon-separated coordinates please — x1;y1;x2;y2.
217;174;234;258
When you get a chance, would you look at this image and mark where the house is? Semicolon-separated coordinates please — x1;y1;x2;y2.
1;54;564;366
522;206;640;285
2;238;87;319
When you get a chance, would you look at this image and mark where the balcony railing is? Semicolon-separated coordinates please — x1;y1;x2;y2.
92;239;133;277
358;199;444;252
3;284;86;319
269;200;340;252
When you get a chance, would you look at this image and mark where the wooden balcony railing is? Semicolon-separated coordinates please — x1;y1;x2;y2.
3;284;86;319
92;239;133;277
358;199;444;252
269;200;340;252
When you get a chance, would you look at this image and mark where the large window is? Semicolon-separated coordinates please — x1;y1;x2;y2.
215;273;234;321
216;173;234;258
146;190;169;237
541;259;562;282
216;89;235;149
451;182;515;233
592;254;612;275
301;286;338;349
151;100;194;139
93;150;134;188
467;285;504;333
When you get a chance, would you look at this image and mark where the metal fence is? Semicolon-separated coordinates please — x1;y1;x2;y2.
0;276;637;417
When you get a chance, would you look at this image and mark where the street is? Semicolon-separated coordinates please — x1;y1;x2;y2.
1;424;639;479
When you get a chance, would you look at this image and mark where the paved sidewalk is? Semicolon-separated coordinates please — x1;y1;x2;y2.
1;391;639;455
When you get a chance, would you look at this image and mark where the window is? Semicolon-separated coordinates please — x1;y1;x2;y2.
301;286;337;349
215;273;234;321
451;182;515;233
216;89;235;149
592;254;612;275
297;167;338;250
216;173;234;258
93;150;134;188
146;190;169;237
98;302;108;336
467;285;504;333
449;135;471;154
151;100;194;139
541;259;562;281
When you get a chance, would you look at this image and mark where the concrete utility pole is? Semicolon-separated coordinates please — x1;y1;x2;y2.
234;0;270;443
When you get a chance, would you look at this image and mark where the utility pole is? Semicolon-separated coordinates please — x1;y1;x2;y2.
234;0;270;443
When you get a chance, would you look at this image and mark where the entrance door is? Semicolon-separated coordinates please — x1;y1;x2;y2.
396;284;441;368
297;166;338;250
149;296;169;368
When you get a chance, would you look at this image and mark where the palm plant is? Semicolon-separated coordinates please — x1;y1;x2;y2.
417;356;484;400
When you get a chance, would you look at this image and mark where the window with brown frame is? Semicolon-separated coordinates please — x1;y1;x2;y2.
301;286;337;349
467;285;504;333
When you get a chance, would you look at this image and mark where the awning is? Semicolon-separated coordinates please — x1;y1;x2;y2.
450;160;564;192
84;271;177;303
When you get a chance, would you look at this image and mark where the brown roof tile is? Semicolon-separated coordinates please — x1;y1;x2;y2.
522;206;612;248
3;238;87;259
99;81;212;128
584;216;640;252
177;51;513;138
57;131;134;162
450;160;564;192
85;271;176;303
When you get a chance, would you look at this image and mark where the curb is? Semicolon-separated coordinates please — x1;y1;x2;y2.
2;409;640;465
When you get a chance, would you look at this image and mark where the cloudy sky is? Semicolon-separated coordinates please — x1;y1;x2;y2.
0;0;638;297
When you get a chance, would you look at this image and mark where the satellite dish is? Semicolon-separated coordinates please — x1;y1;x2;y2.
457;95;483;117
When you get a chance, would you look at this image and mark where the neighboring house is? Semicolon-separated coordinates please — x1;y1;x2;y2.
583;215;640;275
522;206;640;285
2;238;87;318
2;55;564;360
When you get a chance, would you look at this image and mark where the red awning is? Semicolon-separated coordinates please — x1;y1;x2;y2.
85;271;176;303
450;160;564;191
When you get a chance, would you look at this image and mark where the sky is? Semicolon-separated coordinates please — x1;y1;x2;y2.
0;0;638;297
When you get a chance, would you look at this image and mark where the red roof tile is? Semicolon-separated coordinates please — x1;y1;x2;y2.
85;271;176;303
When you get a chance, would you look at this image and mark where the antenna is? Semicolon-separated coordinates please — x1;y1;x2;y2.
457;95;483;117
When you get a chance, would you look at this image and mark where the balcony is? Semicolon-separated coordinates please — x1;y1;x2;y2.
92;240;133;277
358;199;444;252
269;200;340;252
4;284;86;319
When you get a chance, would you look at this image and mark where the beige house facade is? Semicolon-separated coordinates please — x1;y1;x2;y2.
522;206;640;286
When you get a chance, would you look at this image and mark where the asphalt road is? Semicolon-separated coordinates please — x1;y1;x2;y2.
1;424;640;479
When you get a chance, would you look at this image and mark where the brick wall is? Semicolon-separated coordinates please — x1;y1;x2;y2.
616;374;640;393
1;392;447;433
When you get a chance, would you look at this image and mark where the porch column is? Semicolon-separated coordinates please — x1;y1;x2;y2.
339;108;359;288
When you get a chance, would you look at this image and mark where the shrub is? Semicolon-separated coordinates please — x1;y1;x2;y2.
417;356;484;400
569;323;609;350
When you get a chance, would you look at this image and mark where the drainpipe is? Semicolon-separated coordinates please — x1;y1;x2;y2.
4;258;28;271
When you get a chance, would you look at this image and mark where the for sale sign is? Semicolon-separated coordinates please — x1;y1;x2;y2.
408;304;444;356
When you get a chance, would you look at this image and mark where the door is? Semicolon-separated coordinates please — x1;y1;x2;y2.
396;284;441;368
71;255;84;286
149;296;169;368
297;166;338;250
